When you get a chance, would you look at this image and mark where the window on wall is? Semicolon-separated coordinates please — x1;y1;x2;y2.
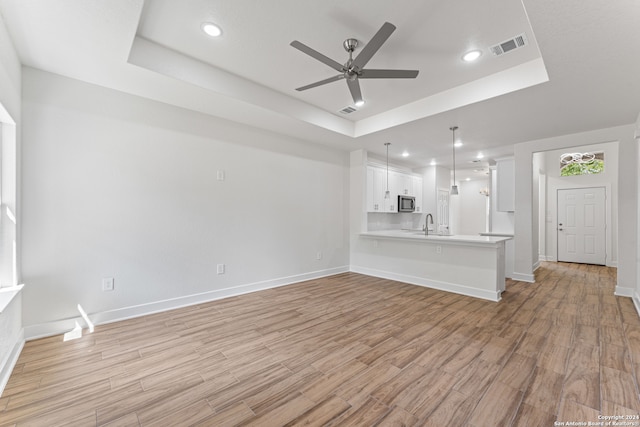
560;152;604;176
0;120;18;287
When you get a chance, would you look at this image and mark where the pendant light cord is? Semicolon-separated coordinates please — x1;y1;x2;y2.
385;142;391;191
452;130;456;183
450;126;458;190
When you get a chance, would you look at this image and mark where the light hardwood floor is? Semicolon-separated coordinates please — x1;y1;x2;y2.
1;262;639;426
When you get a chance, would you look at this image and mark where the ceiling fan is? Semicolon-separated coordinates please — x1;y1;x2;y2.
290;22;419;106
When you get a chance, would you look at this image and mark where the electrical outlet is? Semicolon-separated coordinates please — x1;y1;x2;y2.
436;246;442;254
102;277;114;292
217;264;225;274
217;170;225;181
316;251;322;260
373;240;378;248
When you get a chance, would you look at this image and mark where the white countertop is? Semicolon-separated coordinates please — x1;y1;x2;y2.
360;230;512;246
479;232;514;238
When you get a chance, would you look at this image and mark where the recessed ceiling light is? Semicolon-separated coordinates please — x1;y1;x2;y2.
430;159;437;166
462;50;482;62
402;151;409;157
454;142;463;148
355;100;365;107
466;177;471;181
477;152;484;159
202;22;222;37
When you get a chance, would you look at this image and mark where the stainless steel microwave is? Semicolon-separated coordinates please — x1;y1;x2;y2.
397;195;415;212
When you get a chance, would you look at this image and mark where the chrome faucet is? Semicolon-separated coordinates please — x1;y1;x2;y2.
424;213;434;235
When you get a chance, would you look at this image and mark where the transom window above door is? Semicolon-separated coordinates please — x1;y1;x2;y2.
560;152;604;176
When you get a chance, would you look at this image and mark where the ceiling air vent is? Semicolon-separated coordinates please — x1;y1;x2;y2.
339;106;357;114
490;33;528;56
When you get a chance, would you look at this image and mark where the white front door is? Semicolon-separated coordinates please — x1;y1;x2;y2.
557;187;606;265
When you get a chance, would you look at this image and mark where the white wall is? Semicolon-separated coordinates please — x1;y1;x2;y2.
635;114;640;315
420;166;437;222
514;124;636;295
534;152;547;262
21;68;350;336
540;142;618;266
417;165;452;233
532;153;542;269
455;179;490;236
0;14;20;121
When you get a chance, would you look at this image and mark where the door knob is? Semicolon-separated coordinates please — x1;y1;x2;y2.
558;228;564;231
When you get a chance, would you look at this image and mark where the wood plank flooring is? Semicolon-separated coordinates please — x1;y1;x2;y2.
1;262;639;426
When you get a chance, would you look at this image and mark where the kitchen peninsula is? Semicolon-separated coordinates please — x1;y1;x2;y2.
352;230;511;301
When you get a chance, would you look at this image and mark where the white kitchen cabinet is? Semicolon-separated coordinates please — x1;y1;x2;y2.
396;173;413;196
384;171;396;212
496;157;515;212
366;165;422;213
366;166;384;212
366;166;395;212
366;166;376;212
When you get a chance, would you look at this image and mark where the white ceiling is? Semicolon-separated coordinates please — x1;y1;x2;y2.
136;0;543;121
1;0;639;179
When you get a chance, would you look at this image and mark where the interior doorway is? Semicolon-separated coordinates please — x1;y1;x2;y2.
534;141;617;268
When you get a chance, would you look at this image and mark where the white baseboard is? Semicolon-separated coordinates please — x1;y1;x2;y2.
0;328;24;397
614;286;635;298
533;260;541;272
633;291;640;319
511;272;536;283
349;265;501;302
24;266;350;341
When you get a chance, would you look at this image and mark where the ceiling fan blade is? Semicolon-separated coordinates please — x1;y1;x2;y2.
295;74;345;91
346;78;363;105
290;40;344;72
351;22;396;70
359;69;419;79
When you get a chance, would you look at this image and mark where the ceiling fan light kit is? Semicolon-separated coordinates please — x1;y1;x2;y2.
290;22;419;107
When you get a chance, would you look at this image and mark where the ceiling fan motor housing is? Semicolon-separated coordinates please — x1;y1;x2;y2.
343;38;358;53
343;39;360;78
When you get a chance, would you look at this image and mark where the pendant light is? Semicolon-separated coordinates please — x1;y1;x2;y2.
384;142;391;199
450;126;459;195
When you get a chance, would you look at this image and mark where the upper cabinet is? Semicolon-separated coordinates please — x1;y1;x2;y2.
395;173;413;196
496;157;515;212
366;165;422;213
366;166;391;212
